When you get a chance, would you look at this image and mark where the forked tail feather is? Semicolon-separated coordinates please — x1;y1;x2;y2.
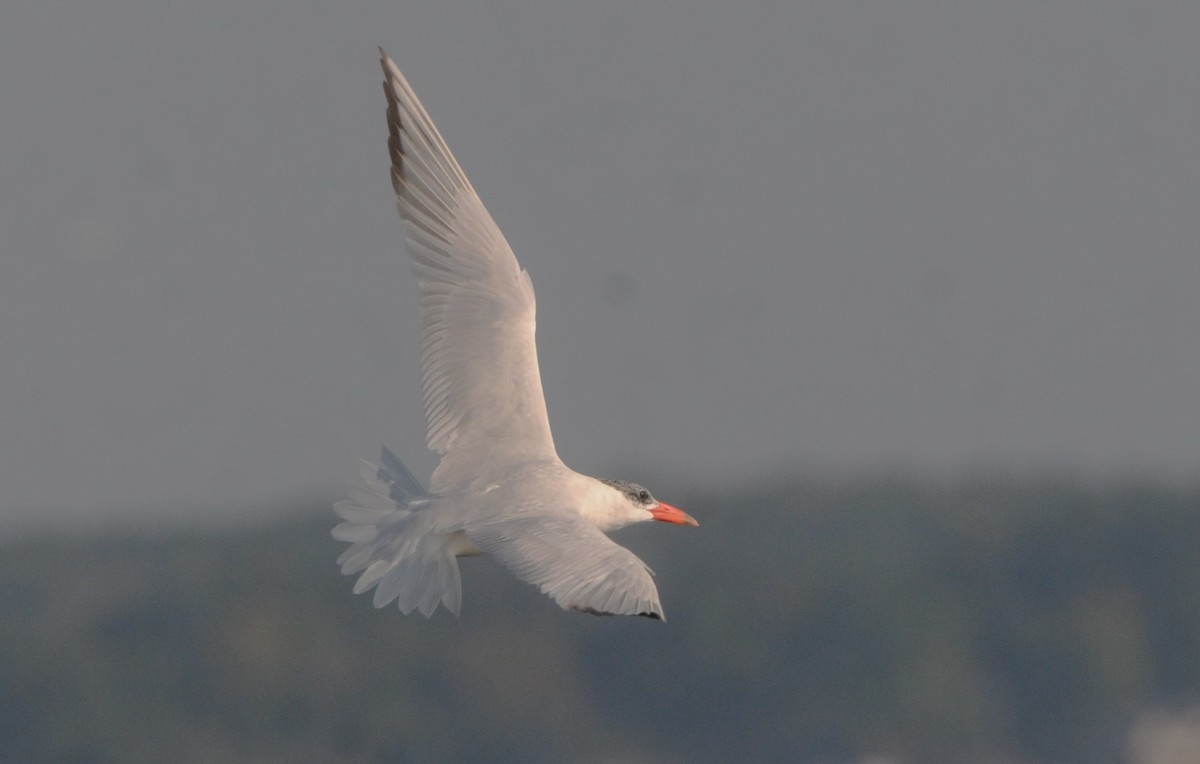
332;447;463;617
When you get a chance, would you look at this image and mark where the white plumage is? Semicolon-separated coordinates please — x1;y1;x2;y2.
333;50;697;620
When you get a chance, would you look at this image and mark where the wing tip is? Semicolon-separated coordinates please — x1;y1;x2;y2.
379;47;397;75
571;605;666;622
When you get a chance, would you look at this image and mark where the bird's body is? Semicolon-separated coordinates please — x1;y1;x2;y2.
333;50;696;621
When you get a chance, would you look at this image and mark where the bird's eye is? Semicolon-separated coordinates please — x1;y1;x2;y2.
637;489;650;503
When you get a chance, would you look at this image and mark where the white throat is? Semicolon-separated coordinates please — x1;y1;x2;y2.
577;477;650;533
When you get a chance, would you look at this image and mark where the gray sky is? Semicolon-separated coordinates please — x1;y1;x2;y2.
2;1;1198;526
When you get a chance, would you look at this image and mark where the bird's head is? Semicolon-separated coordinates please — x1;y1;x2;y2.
599;478;698;528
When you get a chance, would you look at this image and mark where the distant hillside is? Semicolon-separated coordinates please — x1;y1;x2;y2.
2;479;1199;763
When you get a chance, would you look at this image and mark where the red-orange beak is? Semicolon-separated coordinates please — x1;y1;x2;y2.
650;502;699;527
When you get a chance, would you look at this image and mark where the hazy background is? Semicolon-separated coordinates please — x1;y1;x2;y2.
2;0;1197;529
8;483;1200;763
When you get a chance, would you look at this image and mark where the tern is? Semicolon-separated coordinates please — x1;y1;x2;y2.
333;50;697;620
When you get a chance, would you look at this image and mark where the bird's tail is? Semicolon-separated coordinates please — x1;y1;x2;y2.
332;447;463;617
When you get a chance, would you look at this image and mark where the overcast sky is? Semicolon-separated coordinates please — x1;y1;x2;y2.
2;1;1198;527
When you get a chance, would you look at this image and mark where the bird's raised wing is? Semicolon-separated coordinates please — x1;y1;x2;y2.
466;511;665;620
381;51;557;477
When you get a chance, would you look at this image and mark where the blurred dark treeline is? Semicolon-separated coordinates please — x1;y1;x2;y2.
2;478;1199;763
